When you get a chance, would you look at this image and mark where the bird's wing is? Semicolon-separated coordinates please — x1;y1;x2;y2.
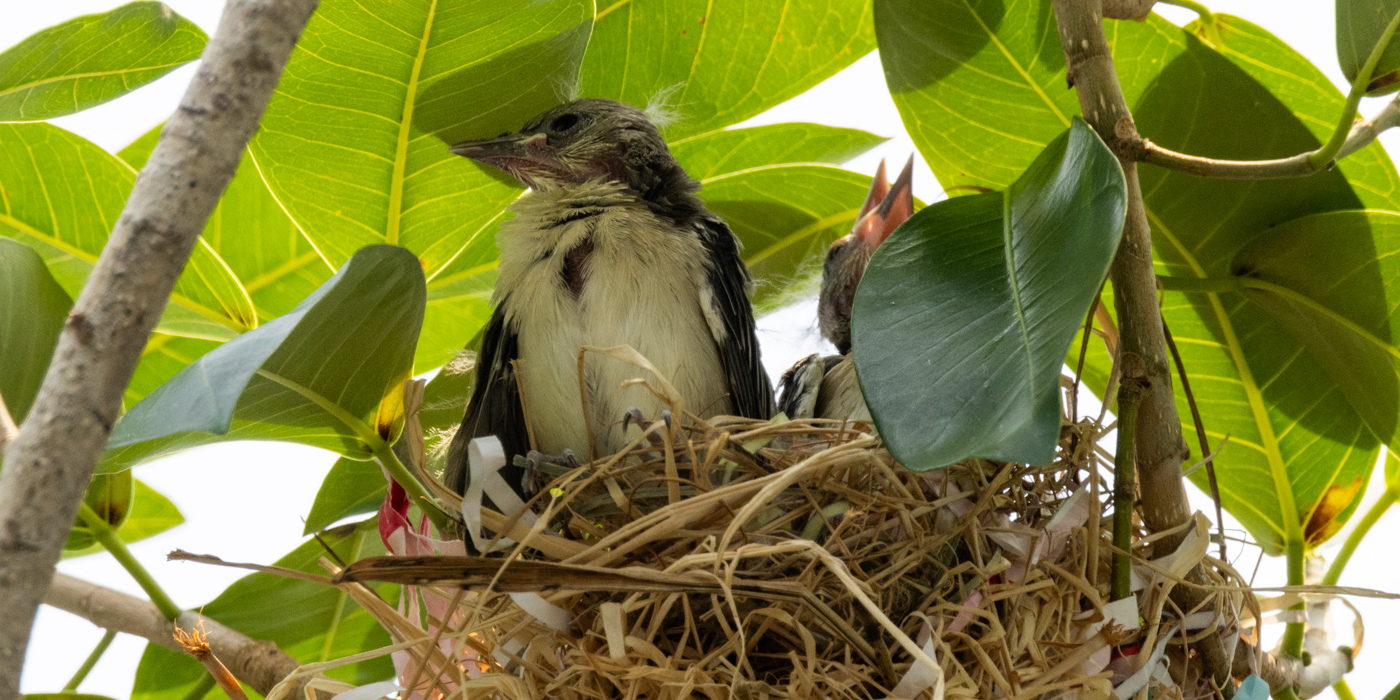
697;216;776;419
777;353;826;419
442;303;532;496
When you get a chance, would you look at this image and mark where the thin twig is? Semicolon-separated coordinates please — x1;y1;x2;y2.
1136;12;1400;180
0;0;321;689
1112;355;1146;602
1162;318;1226;562
62;628;116;692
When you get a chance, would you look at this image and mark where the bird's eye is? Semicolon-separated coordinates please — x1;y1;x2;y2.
550;113;580;132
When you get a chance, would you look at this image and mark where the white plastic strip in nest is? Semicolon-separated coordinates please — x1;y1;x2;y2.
890;632;944;700
330;680;402;700
460;436;539;553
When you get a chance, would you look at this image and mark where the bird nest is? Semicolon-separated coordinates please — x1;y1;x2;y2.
266;382;1257;700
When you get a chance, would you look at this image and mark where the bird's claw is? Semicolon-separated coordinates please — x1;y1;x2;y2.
518;449;582;495
623;407;671;446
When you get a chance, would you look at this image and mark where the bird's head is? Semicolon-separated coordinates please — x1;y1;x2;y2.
818;156;914;355
450;98;687;198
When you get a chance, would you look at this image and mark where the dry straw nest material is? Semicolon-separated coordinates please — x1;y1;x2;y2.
270;364;1255;700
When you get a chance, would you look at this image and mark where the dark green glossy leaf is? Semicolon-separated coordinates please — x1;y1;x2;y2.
248;0;591;276
853;120;1125;469
63;480;184;558
99;245;426;473
0;1;206;121
0;123;256;340
1338;0;1400;94
671;123;887;180
0;237;71;422
878;1;1388;553
580;0;876;140
131;520;394;700
305;458;388;535
700;164;884;313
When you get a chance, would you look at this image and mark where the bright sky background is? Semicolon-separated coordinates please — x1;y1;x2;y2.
8;2;1400;698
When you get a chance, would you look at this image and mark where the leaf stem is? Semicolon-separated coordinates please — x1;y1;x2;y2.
370;437;453;532
1323;487;1396;586
1138;7;1400;179
62;628;116;691
1280;538;1306;660
1334;679;1359;700
1112;362;1146;602
1311;6;1400;169
77;502;181;620
178;674;218;700
1156;275;1242;293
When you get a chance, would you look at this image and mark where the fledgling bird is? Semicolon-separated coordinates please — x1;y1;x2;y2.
777;156;914;423
441;98;775;497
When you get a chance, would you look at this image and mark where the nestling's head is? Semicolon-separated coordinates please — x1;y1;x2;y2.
818;156;914;355
450;98;689;200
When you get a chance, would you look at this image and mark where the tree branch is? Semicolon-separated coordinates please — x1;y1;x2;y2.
0;0;319;692
44;573;299;696
1101;0;1155;20
1050;0;1234;693
1139;95;1400;179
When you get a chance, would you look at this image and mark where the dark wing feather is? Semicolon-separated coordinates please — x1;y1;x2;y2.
697;216;775;419
442;303;531;496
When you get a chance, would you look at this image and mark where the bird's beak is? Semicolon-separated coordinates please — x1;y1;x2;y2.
851;155;914;251
450;132;549;168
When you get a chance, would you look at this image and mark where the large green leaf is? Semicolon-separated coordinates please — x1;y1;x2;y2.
119;125;332;324
62;480;184;558
853;120;1125;470
1337;0;1400;94
115;126;334;405
580;0;876;140
0;2;207;121
0;123;257;339
99;245;426;473
700;164;884;312
1230;211;1400;478
304;458;388;535
0;237;71;422
876;3;1388;553
671;123;887;180
248;0;592;277
131;519;394;700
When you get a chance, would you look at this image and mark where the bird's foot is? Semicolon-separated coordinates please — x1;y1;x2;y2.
513;448;583;496
623;407;672;446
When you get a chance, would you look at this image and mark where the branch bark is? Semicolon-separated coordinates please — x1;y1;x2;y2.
1050;0;1234;693
44;573;299;696
1137;95;1400;179
1102;0;1156;20
0;0;319;693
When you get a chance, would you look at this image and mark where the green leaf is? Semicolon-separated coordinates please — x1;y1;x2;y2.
119;125;332;323
671;123;887;180
580;0;876;140
0;1;207;121
0;237;71;422
248;0;592;278
878;3;1388;553
853;120;1125;470
63;480;184;558
1337;0;1400;94
700;164;887;313
304;458;388;535
99;245;426;473
131;520;394;700
0;123;258;338
26;694;119;700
